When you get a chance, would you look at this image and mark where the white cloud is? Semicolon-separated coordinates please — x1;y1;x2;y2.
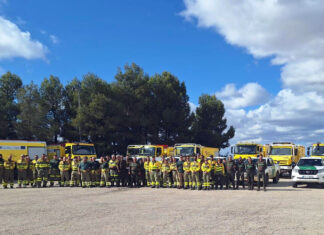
189;101;197;113
182;0;324;145
0;16;47;60
49;34;59;44
216;83;270;109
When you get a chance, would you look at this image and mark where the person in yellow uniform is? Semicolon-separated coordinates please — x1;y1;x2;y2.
31;155;39;187
70;157;80;187
208;156;216;189
183;156;192;189
162;158;171;188
143;157;151;187
214;159;225;190
170;157;178;188
191;156;201;190
3;155;15;189
59;157;71;187
202;158;212;190
0;154;4;187
36;154;50;188
149;156;161;188
17;154;28;188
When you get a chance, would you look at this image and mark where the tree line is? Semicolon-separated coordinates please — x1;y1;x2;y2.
0;63;235;154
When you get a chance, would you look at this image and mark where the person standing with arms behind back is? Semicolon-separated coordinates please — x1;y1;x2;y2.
49;155;60;187
177;156;185;189
246;157;255;190
36;154;49;188
257;154;267;191
3;155;15;189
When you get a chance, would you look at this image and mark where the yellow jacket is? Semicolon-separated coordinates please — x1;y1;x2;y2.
214;163;225;175
4;161;15;170
36;159;49;169
170;162;177;171
71;161;79;171
17;159;28;170
183;161;191;172
149;161;161;171
144;161;150;171
190;161;200;172
201;163;211;173
59;161;70;171
161;163;171;173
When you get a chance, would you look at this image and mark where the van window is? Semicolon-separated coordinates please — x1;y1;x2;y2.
197;147;201;155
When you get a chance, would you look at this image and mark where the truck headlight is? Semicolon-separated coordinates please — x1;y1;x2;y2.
292;168;298;174
318;169;324;174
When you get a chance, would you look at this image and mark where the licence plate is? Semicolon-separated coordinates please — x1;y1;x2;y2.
301;175;315;179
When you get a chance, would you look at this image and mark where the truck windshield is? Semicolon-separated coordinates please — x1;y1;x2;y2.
141;147;155;156
175;147;194;156
312;146;324;156
234;145;257;154
298;159;323;166
72;145;96;155
128;148;141;155
270;147;291;155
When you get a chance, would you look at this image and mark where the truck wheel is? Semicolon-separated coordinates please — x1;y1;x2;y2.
273;173;279;184
292;183;297;188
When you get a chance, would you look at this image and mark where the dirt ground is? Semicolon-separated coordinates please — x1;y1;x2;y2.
0;179;323;235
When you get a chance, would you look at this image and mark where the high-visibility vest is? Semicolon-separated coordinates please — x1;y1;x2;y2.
190;161;200;172
161;163;171;173
144;162;150;171
201;163;211;173
215;163;225;175
4;161;15;170
36;159;49;169
208;160;216;171
109;160;117;169
170;162;177;171
183;162;191;172
59;161;70;171
71;161;79;171
0;159;4;168
149;161;161;171
17;159;28;170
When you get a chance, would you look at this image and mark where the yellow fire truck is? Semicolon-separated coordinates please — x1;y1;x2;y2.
268;142;304;176
126;145;144;157
308;143;324;159
0;140;47;161
47;142;97;159
231;142;268;160
174;143;219;157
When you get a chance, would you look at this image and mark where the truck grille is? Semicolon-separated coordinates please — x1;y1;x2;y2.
298;170;318;175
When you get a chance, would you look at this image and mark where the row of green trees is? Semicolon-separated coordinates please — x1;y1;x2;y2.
0;63;235;154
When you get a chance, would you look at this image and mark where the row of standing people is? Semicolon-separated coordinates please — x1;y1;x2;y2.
0;153;267;191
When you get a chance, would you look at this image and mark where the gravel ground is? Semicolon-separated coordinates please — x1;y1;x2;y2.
0;179;323;235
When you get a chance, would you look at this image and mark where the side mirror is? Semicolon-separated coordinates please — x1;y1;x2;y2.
230;146;233;154
307;147;310;156
277;161;280;164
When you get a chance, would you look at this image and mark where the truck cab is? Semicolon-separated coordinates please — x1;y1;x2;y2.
308;143;324;159
64;143;97;159
126;145;144;157
174;143;219;157
268;142;304;176
231;142;267;160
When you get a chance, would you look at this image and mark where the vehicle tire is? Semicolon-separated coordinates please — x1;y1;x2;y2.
273;173;279;184
292;182;297;188
321;184;324;189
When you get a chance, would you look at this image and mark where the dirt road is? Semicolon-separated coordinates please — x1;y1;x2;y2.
0;179;323;235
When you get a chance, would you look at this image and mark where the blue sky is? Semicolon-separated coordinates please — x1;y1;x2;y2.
1;0;324;145
0;0;280;105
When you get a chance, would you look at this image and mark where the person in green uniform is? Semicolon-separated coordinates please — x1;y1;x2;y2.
176;156;184;189
225;156;235;190
236;157;245;189
49;155;60;187
129;157;139;187
246;157;255;190
79;157;91;188
257;154;267;191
